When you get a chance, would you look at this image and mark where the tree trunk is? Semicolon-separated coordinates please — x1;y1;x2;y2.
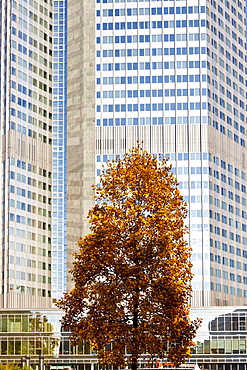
132;358;138;370
132;305;138;370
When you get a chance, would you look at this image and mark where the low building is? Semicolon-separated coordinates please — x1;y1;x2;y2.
0;308;247;370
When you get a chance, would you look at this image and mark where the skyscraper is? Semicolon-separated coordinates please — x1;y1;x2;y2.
68;0;247;307
0;0;53;308
0;0;247;365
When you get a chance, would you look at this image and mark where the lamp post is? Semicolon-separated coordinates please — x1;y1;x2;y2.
25;356;30;368
39;355;45;370
21;358;26;368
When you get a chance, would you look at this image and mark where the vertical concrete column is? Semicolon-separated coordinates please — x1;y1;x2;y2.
67;0;96;292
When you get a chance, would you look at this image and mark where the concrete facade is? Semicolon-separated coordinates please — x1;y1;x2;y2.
67;0;96;291
0;0;53;309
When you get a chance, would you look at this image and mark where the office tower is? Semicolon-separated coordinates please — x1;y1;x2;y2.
0;0;53;308
52;0;68;301
68;0;247;307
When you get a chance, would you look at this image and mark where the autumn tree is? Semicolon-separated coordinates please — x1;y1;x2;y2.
57;145;200;369
0;364;31;370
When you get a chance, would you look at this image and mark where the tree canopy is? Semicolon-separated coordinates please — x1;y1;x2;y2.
57;145;200;368
0;364;31;370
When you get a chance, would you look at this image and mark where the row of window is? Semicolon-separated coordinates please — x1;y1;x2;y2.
219;0;243;11
178;182;247;200
8;172;50;190
5;158;51;179
10;57;51;87
209;80;244;108
11;102;51;118
211;125;246;147
213;159;246;179
213;214;246;230
11;20;52;55
99;41;206;58
96;153;207;167
212;25;244;52
96;152;246;181
211;200;247;220
98;56;206;72
209;91;245;116
8;214;50;232
209;8;244;35
213;172;246;189
98;88;206;99
211;226;247;240
97;25;206;44
8;123;51;148
8;242;50;257
210;31;244;65
97;90;245;128
98;19;206;30
210;284;244;296
211;270;246;285
178;181;209;190
213;187;246;202
211;254;247;268
211;3;244;27
96;6;206;15
99;36;205;59
98;0;243;12
98;74;207;85
209;51;245;83
212;241;247;258
8;199;51;219
11;54;52;85
210;102;245;123
11;95;51;111
6;285;50;297
15;0;51;18
190;221;247;236
8;227;50;244
8;256;50;271
97;51;206;71
11;40;52;68
12;27;52;47
210;25;244;48
211;118;245;137
96;11;244;41
96;116;208;126
8;186;51;204
13;5;52;28
9;121;52;145
213;119;245;136
97;101;207;112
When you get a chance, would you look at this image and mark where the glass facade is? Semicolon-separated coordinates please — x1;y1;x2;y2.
52;1;68;300
0;309;95;363
1;308;247;369
95;0;247;306
189;307;247;370
0;0;53;308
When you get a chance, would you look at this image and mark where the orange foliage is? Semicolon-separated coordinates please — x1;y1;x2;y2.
57;145;201;368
